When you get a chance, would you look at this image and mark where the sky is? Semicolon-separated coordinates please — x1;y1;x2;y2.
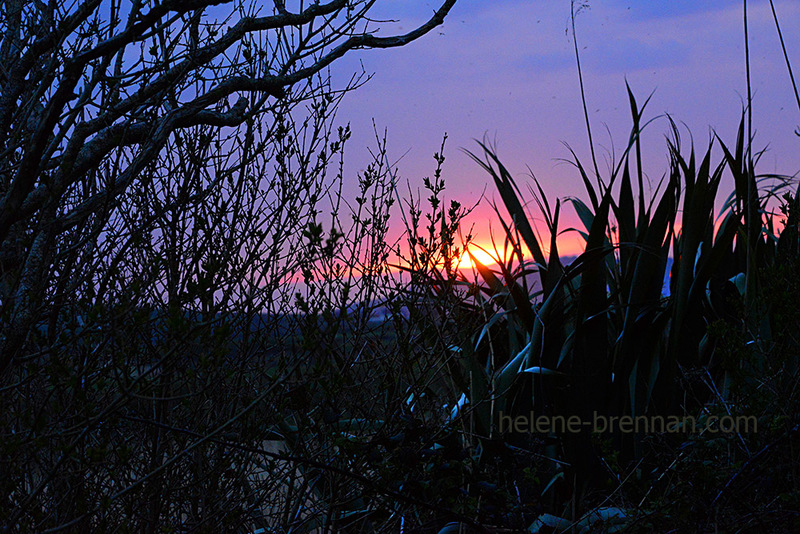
328;0;800;259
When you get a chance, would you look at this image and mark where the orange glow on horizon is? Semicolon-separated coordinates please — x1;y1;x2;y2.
457;245;501;269
456;232;588;271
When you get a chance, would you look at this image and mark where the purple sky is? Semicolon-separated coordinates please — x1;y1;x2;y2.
331;0;800;256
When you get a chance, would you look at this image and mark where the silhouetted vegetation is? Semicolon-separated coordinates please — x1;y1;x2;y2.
2;0;800;532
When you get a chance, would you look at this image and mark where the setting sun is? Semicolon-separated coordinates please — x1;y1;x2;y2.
457;245;502;269
455;232;587;271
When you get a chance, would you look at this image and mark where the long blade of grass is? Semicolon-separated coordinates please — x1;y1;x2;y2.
465;143;548;268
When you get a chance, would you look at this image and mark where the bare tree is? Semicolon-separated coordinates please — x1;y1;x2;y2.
0;0;456;369
0;0;458;531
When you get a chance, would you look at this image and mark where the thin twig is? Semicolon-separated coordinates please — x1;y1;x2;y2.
570;1;602;190
768;0;800;115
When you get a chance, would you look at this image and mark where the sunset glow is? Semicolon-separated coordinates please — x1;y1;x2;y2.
455;231;589;271
457;245;502;269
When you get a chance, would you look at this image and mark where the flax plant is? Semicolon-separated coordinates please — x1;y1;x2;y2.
443;85;800;519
